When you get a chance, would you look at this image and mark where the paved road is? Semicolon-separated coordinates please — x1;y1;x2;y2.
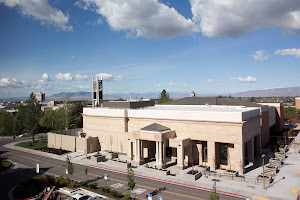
0;137;244;200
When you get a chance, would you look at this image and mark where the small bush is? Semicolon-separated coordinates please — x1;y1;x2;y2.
87;183;98;189
101;186;111;193
124;193;132;200
69;181;76;188
110;190;123;198
187;170;199;175
79;180;90;187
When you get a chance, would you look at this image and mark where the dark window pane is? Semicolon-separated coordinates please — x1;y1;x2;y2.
220;143;228;165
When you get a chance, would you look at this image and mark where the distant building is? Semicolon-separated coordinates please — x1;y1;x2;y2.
34;92;45;102
190;91;196;97
295;97;300;109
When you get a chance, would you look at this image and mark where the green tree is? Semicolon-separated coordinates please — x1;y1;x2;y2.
66;155;74;176
15;103;26;135
39;110;55;131
158;89;172;104
0;112;14;136
54;108;67;131
68;101;87;129
209;182;219;200
127;167;135;191
249;97;255;102
24;93;42;142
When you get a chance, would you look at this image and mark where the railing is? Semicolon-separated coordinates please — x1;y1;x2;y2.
206;171;271;186
52;128;82;136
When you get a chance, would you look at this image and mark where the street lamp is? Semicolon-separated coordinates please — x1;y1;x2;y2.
261;154;265;190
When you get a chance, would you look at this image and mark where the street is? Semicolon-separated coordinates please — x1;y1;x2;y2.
0;137;243;200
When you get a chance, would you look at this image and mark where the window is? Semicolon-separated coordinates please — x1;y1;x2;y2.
202;141;207;162
220;143;228;165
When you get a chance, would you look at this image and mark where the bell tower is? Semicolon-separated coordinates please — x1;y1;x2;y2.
92;76;103;107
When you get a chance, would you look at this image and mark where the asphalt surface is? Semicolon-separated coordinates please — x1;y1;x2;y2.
0;137;244;200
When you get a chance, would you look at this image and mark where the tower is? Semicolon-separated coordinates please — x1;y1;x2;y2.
92;76;103;107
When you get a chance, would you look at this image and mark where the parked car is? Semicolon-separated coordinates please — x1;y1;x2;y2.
67;193;101;200
19;133;28;137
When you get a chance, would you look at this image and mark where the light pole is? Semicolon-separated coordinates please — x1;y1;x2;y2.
204;147;207;177
261;154;265;190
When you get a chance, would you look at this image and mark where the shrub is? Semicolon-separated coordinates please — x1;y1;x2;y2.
79;180;90;187
124;193;132;200
69;181;77;188
187;170;199;175
110;190;123;198
101;186;111;193
87;183;98;189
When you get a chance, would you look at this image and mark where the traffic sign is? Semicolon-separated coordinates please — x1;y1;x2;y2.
158;196;163;200
104;174;108;180
147;194;152;200
36;164;39;174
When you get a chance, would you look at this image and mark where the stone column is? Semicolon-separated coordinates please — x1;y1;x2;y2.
159;142;163;166
127;139;133;161
140;140;144;163
162;141;166;167
197;143;203;165
177;145;184;170
207;141;216;170
155;141;159;166
135;139;140;162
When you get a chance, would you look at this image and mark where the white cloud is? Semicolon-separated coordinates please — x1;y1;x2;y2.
55;73;73;81
154;82;186;87
231;76;257;83
35;73;53;87
253;50;268;61
75;75;89;81
71;56;75;59
166;82;180;87
75;0;197;39
274;48;300;58
207;79;215;82
96;73;123;81
0;78;31;88
41;73;52;81
0;0;72;31
75;85;90;89
190;0;300;37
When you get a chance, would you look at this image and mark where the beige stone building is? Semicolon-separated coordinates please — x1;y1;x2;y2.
81;98;284;174
295;97;300;109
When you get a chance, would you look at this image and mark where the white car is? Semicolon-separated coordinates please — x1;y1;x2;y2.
67;193;101;200
19;133;28;137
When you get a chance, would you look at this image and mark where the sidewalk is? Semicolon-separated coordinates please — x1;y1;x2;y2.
5;140;300;200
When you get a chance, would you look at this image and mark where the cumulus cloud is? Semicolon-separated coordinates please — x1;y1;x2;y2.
75;0;197;39
253;50;268;61
274;48;300;58
96;73;122;81
190;0;300;37
36;73;53;86
207;79;215;82
75;75;89;81
75;85;90;89
231;76;257;83
0;0;72;31
56;73;73;81
0;78;31;88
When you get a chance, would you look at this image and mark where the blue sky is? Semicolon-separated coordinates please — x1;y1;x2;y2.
0;0;300;98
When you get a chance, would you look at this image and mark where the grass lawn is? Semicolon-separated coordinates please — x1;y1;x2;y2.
16;141;47;149
0;160;13;173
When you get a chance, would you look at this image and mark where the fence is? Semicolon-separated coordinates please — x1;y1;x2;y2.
205;171;271;187
52;128;82;137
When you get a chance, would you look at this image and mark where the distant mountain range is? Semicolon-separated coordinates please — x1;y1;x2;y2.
2;86;300;101
231;86;300;97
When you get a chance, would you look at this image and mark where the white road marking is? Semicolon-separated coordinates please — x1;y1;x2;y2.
111;183;124;188
131;188;147;194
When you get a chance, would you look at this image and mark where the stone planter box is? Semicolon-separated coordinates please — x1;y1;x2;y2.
197;166;210;172
257;176;272;186
143;167;170;176
106;152;118;160
184;171;202;181
91;155;106;162
279;146;287;153
108;160;131;168
265;166;278;175
275;152;285;160
269;158;282;167
223;170;238;177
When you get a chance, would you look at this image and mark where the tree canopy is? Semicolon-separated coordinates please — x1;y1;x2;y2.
158;89;172;104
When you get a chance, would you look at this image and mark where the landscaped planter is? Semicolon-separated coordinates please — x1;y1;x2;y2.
257;176;272;186
265;166;278;175
184;170;202;181
279;146;287;153
108;160;131;168
269;158;282;167
91;154;106;162
224;170;238;177
106;152;118;160
143;167;170;176
275;152;285;160
197;166;210;172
